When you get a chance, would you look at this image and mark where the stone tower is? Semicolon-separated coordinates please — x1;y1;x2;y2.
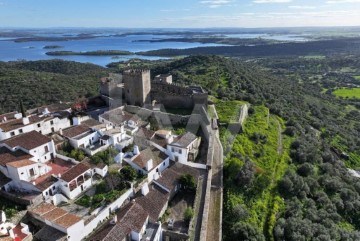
123;69;151;106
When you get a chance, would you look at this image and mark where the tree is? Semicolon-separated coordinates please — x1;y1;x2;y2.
120;165;137;182
19;99;26;117
179;174;197;190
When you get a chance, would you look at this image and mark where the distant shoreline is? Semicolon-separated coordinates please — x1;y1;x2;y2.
46;50;134;56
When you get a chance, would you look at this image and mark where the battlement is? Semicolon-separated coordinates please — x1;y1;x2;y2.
123;69;150;75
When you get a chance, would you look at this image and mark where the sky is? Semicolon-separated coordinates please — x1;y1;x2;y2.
1;0;360;28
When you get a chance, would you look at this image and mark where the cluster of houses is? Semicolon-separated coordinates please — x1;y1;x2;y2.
0;97;204;240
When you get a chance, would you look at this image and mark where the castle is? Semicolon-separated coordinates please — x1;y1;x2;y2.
100;70;208;110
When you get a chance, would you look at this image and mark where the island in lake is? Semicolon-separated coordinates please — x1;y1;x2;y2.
43;45;64;49
46;50;134;56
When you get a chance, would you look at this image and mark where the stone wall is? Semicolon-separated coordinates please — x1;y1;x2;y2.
163;230;189;241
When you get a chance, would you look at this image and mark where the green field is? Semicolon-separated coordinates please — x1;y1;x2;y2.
215;100;247;123
333;88;360;99
222;105;292;240
353;75;360;80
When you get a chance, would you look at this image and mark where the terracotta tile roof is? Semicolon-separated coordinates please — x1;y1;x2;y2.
89;202;149;241
61;125;90;138
29;203;82;229
136;185;169;222
155;162;200;192
132;148;168;171
53;213;82;229
29;203;57;216
6;159;37;168
0;115;45;132
1;130;51;150
116;201;148;233
0;146;33;166
35;176;58;191
41;208;67;222
0;111;17;122
170;132;197;147
60;162;90;182
0;171;11;187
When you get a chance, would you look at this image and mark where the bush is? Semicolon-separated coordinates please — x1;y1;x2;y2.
184;207;194;222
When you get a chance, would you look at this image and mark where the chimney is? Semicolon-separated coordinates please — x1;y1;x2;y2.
133;145;140;155
146;159;153;171
59;128;63;136
0;210;6;223
141;182;149;196
22;117;30;125
2;116;7;122
43;108;50;115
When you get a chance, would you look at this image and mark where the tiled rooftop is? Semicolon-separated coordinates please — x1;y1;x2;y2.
0;146;33;166
0;115;47;132
1;130;51;150
155;162;200;192
29;203;82;229
170;132;197;148
136;185;170;222
6;159;37;168
60;162;90;182
61;125;90;139
132;148;168;171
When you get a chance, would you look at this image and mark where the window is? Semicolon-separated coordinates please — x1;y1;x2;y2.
52;186;55;190
163;162;165;166
10;131;15;136
29;168;35;176
20;172;24;175
171;147;175;152
19;129;23;134
45;146;49;152
50;120;54;125
45;192;48;195
37;123;41;128
179;149;182;154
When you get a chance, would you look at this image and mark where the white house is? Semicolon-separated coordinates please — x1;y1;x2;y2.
124;147;170;183
0;130;56;163
58;162;93;200
166;132;201;164
61;125;101;150
99;107;141;131
29;203;85;241
0;211;32;241
0;109;71;141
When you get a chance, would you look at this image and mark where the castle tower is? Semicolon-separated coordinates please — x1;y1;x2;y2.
123;69;151;107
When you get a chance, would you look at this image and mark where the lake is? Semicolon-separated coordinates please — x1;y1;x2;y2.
0;34;225;66
0;31;310;66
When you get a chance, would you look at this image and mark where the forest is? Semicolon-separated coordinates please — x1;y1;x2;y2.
1;54;360;240
0;59;111;114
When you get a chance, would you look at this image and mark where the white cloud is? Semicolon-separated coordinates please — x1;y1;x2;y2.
288;5;316;9
200;0;233;8
253;0;292;3
327;0;360;3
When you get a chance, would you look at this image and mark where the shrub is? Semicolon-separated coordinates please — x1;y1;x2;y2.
184;207;194;222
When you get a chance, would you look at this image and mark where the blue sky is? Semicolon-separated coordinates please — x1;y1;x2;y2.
1;0;360;28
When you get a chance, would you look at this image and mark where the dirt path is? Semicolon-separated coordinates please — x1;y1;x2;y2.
206;135;223;241
276;119;283;155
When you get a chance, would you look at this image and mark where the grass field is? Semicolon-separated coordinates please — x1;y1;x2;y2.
333;88;360;99
353;76;360;80
215;100;247;123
